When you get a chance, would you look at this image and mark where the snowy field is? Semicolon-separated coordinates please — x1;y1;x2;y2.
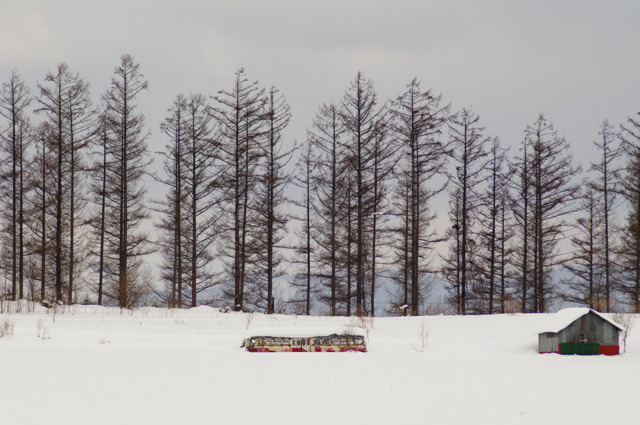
0;303;638;425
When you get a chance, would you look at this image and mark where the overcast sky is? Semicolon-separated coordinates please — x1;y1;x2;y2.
2;0;639;176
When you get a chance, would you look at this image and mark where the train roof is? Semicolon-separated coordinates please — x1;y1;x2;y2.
242;326;367;339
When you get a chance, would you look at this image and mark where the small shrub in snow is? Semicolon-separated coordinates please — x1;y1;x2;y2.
347;315;374;341
245;312;255;329
410;322;430;352
612;312;634;353
0;318;15;337
37;320;50;340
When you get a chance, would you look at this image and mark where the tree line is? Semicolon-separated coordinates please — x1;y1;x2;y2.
1;55;639;314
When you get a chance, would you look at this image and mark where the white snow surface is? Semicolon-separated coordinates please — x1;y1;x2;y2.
1;302;638;425
537;307;626;333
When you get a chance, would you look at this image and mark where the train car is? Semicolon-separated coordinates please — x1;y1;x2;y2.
242;328;367;352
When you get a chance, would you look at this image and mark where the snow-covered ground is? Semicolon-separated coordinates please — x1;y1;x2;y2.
0;303;638;425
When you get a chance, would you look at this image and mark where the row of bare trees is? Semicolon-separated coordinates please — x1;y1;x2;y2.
1;59;640;314
441;112;640;315
0;55;151;308
156;70;294;312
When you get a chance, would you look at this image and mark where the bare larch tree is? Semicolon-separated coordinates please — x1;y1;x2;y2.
445;108;489;315
36;63;93;303
476;137;510;313
340;71;387;316
101;54;152;308
389;78;449;315
214;68;265;311
308;102;348;315
522;115;580;312
589;119;620;312
250;85;293;313
561;185;607;308
0;70;31;300
619;112;640;312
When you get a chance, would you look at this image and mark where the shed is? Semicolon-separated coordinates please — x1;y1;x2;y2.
538;308;624;355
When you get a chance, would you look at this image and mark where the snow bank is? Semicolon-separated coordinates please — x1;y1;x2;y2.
0;304;638;425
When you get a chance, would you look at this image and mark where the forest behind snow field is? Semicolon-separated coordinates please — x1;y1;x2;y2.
2;54;640;316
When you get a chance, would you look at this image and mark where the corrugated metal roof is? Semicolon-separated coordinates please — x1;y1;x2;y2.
539;308;625;334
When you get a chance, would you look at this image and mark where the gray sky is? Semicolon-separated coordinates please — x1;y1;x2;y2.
2;0;639;180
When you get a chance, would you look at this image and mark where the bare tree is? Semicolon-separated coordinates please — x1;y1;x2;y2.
619;111;640;312
509;136;532;313
250;86;293;313
101;54;152;308
589;119;621;312
64;70;93;304
476;137;510;313
214;68;265;311
157;94;187;307
0;70;31;300
497;189;515;312
157;93;220;307
36;64;69;304
445;108;489;314
389;79;449;316
182;94;221;306
87;112;112;305
521;115;580;312
368;118;395;317
25;122;55;302
340;71;387;316
561;185;607;309
290;143;314;315
36;63;93;303
308;102;348;315
387;177;413;316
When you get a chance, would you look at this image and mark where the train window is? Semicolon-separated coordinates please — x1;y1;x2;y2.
265;337;273;345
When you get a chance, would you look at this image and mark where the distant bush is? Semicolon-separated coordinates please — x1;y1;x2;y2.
37;320;50;340
612;313;634;353
0;319;15;337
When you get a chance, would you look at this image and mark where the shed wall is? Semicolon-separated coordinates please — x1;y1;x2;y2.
557;312;619;345
538;311;621;355
539;332;559;353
